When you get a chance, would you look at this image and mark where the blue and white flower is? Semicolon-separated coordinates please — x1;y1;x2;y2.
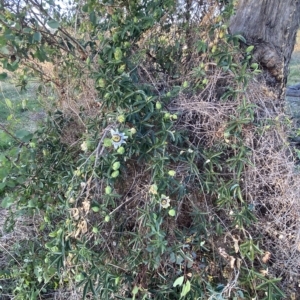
160;194;171;208
110;129;128;149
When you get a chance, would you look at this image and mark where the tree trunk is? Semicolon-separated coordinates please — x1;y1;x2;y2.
229;0;300;92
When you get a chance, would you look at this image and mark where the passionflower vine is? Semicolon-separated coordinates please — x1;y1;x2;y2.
110;129;128;149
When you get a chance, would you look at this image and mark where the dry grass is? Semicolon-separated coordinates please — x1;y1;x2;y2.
0;207;84;300
0;208;39;299
173;73;300;295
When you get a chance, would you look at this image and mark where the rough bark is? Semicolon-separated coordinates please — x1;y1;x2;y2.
229;0;300;91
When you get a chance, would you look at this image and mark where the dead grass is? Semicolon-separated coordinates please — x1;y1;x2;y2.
0;207;40;299
174;73;300;295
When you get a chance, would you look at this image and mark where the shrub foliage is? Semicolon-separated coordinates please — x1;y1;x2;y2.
0;0;296;299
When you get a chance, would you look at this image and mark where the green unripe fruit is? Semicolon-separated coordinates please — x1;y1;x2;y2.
164;113;171;119
168;209;176;217
172;114;178;120
183;81;189;88
168;170;176;177
117;146;125;154
105;186;112;194
98;78;106;88
156;102;162;110
104;215;110;222
112;161;121;170
111;170;120;178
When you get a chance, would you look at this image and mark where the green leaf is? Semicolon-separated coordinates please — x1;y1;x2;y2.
92;206;100;212
180;280;191;298
0;46;10;55
47;19;60;29
83;281;89;299
33;32;42;42
0;166;9;179
251;63;259;69
0;72;7;80
1;196;14;208
27;199;36;208
82;4;89;12
89;12;97;25
173;275;184;287
246;45;254;53
15;129;33;142
35;47;48;62
23;27;32;33
6;180;15;188
132;285;139;295
5;98;13;109
0;182;6;190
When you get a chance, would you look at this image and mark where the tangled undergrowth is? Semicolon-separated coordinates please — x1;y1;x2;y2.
1;0;300;299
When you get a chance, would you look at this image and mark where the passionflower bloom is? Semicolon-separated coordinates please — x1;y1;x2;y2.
110;129;128;149
160;194;171;208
